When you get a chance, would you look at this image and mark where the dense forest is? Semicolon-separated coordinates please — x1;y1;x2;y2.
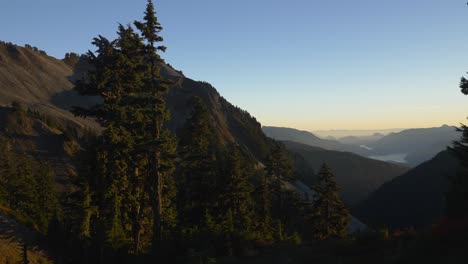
0;1;468;263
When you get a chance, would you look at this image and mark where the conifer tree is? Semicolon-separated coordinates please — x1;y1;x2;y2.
178;97;220;229
72;0;177;254
73;24;143;251
35;162;59;232
310;163;350;239
258;170;273;240
10;158;39;220
219;144;254;253
134;0;177;250
0;137;59;234
446;76;468;218
0;136;12;204
265;141;293;229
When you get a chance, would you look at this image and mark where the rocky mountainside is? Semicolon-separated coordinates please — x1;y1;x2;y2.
0;42;100;130
0;42;273;161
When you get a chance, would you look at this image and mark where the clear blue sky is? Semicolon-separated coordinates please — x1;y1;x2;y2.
2;0;468;130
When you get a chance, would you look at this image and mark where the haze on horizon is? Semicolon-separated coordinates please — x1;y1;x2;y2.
2;0;468;131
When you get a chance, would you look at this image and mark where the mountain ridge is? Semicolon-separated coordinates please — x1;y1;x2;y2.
262;126;369;156
0;41;274;161
355;150;460;229
282;140;409;206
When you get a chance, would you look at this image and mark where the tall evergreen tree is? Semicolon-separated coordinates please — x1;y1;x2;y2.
218;144;254;253
0;136;12;204
310;163;350;240
134;0;177;250
265;141;293;235
258;170;273;240
72;0;176;255
0;137;59;234
447;76;468;218
34;162;60;232
10;158;39;221
178;97;220;229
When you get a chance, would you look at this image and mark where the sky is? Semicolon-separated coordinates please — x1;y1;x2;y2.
2;0;468;131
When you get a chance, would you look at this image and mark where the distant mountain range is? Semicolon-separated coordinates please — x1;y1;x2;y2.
364;125;461;166
313;128;404;138
355;150;461;229
338;133;385;146
262;126;369;156
263;125;461;167
283;141;409;206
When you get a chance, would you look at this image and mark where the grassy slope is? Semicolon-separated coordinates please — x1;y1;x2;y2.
0;42;99;130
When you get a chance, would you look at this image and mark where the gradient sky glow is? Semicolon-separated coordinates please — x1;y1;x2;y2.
2;0;468;130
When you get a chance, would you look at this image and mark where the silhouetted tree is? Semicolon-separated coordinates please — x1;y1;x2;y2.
178;97;219;229
447;75;468;218
72;0;177;257
218;144;254;254
265;141;293;236
310;163;350;239
134;0;177;252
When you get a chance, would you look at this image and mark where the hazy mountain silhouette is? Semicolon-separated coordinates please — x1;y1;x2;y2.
338;133;385;146
263;126;370;156
366;125;461;166
355;150;460;229
313;128;403;138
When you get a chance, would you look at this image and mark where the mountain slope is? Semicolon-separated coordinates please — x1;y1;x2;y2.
283;141;409;206
262;126;369;156
338;133;385;146
368;125;461;166
0;42;100;130
0;42;273;161
355;150;460;229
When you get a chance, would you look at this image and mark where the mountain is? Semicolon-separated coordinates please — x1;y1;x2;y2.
338;133;385;146
312;128;403;138
283;141;409;206
262;126;369;156
0;42;100;130
355;150;460;229
367;125;461;166
0;42;273;162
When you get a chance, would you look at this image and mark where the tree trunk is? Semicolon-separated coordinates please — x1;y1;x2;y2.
132;167;143;254
152;167;162;251
151;124;162;253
